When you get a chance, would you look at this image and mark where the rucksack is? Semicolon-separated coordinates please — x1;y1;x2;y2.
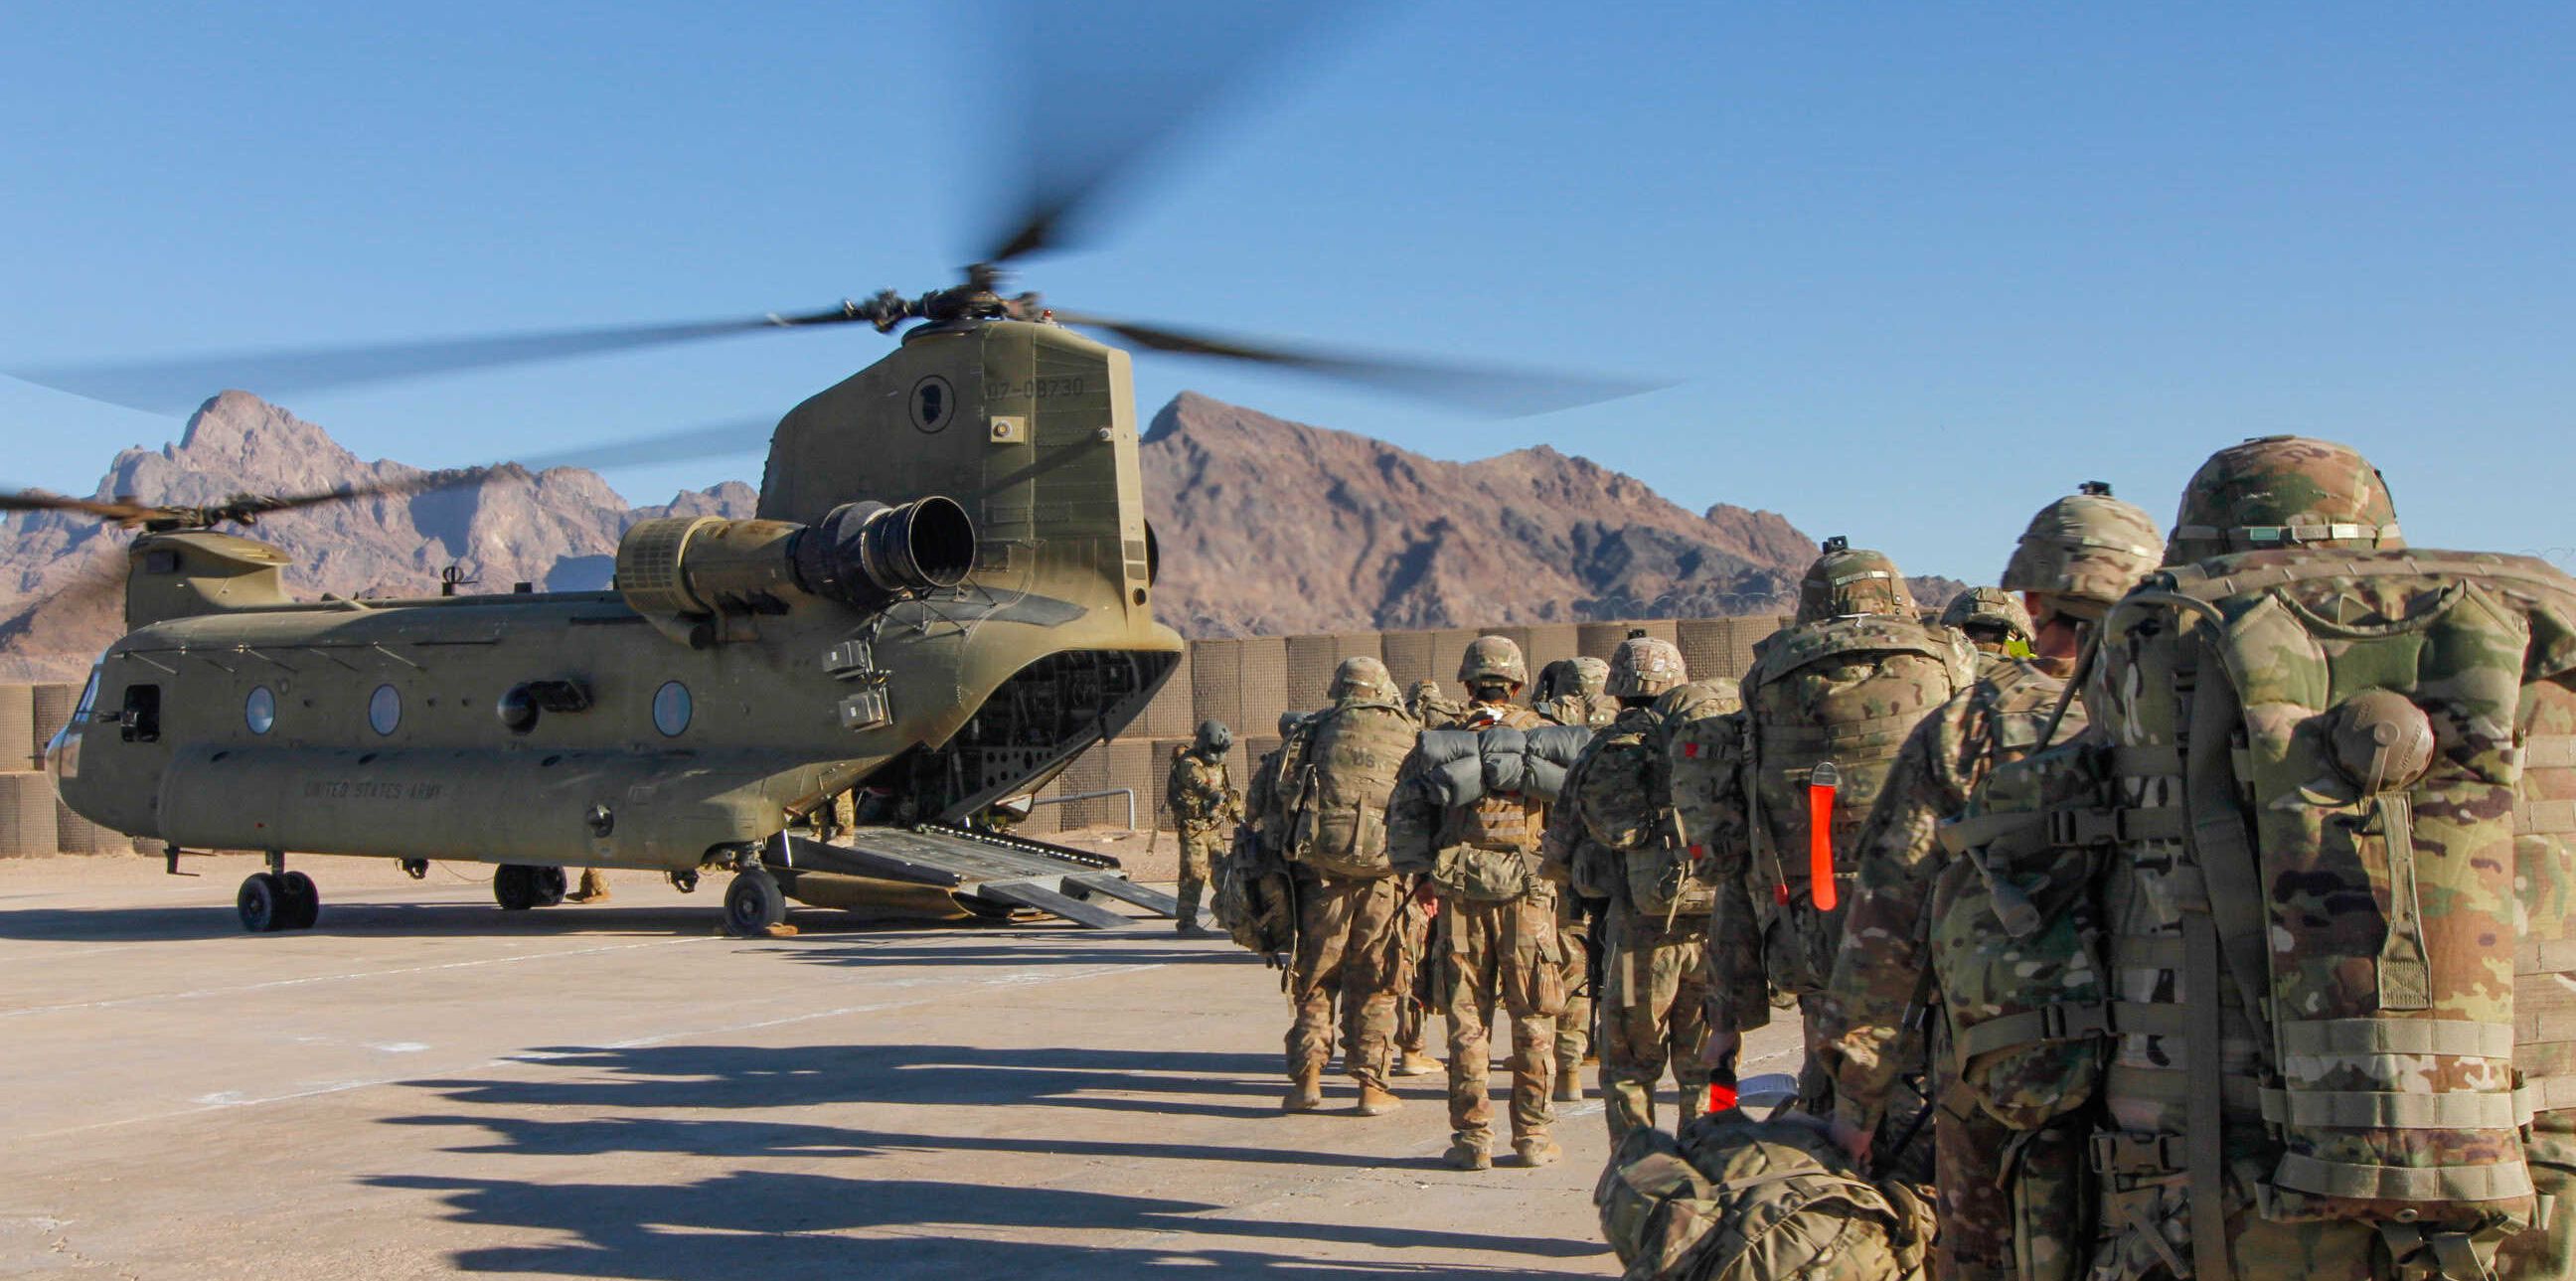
1740;614;1974;993
1285;699;1413;879
1568;707;1712;921
1594;1110;1931;1281
1211;823;1294;956
2041;548;2576;1278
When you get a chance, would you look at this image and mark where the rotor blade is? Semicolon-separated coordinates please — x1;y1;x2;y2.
982;3;1356;263
223;416;780;517
1049;311;1667;416
10;309;871;415
0;490;161;523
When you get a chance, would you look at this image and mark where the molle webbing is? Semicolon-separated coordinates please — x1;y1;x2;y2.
1756;710;1922;755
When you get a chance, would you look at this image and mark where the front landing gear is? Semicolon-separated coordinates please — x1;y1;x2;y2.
724;866;786;935
238;855;320;932
494;865;570;911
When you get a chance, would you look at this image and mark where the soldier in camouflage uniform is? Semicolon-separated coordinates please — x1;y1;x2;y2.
1534;654;1620;1091
1405;679;1463;726
1676;542;1974;1105
1939;585;2037;665
1165;719;1238;936
1389;635;1568;1170
1277;656;1415;1116
1808;484;2160;1280
1554;632;1738;1139
1538;656;1621;729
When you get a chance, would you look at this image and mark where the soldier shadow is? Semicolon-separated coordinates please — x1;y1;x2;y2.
772;935;1263;970
371;1042;1604;1273
402;1041;1296;1118
366;1168;1587;1277
0;901;1170;945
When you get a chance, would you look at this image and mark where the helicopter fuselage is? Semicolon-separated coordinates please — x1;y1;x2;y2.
49;319;1184;876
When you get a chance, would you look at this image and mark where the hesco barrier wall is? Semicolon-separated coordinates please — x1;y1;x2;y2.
0;681;139;857
1090;616;1790;831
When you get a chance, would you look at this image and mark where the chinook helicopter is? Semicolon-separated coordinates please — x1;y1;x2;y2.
4;12;1647;936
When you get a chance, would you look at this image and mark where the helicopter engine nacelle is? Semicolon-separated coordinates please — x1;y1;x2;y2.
614;496;975;627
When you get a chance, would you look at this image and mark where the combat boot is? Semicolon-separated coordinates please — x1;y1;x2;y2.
1283;1070;1324;1113
1176;917;1211;937
1442;1138;1492;1171
1354;1083;1400;1116
1513;1134;1561;1168
1390;1049;1437;1077
1552;1064;1583;1103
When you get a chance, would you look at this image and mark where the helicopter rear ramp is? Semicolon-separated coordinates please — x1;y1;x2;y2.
768;825;1179;929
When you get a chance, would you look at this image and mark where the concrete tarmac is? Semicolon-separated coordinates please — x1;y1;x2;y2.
0;851;1804;1279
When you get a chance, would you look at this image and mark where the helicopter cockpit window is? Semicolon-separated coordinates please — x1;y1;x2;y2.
652;681;692;737
368;685;402;736
245;686;277;735
119;684;161;744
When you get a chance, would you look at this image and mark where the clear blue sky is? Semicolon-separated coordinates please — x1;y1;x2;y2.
4;3;2570;580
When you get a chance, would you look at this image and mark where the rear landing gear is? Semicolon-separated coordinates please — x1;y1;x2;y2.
668;869;701;894
494;865;569;911
238;859;320;932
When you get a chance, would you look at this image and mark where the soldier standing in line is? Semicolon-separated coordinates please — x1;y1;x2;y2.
567;867;612;903
1673;540;1975;1102
1935;440;2576;1280
1553;632;1736;1138
1937;585;2037;665
1388;635;1568;1170
1165;719;1238;936
1534;653;1619;1095
1404;679;1463;726
1277;657;1415;1115
1808;485;2160;1278
1537;657;1619;729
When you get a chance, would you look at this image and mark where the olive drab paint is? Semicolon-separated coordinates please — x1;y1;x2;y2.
52;319;1184;881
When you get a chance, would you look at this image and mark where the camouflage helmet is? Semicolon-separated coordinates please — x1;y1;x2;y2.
2000;482;2162;613
1939;586;2034;647
1570;655;1610;696
1194;719;1233;755
1277;711;1305;737
1606;630;1688;699
2168;435;2402;564
1328;655;1396;703
1456;634;1529;688
1795;537;1916;624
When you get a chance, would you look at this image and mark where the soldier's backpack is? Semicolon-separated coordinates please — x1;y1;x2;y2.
1285;699;1413;880
1211;824;1294;956
1594;1110;1932;1281
1408;721;1591;899
1963;548;2576;1280
1570;710;1712;921
1740;614;1975;993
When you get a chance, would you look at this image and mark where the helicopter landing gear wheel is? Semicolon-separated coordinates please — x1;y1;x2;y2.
238;872;287;932
724;868;786;935
495;865;569;911
277;871;320;930
668;869;700;894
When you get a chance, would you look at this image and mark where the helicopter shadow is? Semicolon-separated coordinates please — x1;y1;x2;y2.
0;898;1147;946
373;1041;1598;1277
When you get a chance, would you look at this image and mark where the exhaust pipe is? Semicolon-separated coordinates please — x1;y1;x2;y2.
793;496;978;609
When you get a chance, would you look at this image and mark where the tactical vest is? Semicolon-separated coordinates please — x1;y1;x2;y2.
1741;614;1974;993
1952;549;2576;1280
1417;704;1556;900
1572;706;1714;921
1287;699;1413;880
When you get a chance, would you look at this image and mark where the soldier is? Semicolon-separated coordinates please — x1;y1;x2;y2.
1554;631;1735;1139
1537;656;1619;729
1277;656;1415;1115
1165;719;1238;936
1808;484;2159;1279
567;867;611;903
1388;634;1569;1170
1937;438;2576;1280
1674;539;1975;1103
1404;679;1463;726
1937;585;2036;666
1211;710;1312;960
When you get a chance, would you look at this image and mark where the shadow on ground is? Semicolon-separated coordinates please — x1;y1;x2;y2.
379;1041;1595;1277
